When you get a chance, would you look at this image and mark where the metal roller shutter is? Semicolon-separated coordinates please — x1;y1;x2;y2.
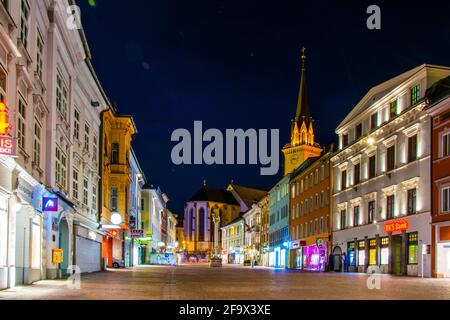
75;236;101;273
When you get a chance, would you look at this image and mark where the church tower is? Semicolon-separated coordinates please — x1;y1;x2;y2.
282;48;323;176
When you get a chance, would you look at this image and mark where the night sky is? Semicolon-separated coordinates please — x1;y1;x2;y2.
77;0;450;215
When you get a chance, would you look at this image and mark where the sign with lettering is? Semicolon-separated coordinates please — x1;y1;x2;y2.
43;197;58;212
130;229;144;238
385;218;409;233
0;135;15;156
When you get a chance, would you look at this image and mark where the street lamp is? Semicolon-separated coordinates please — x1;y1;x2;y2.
111;212;122;225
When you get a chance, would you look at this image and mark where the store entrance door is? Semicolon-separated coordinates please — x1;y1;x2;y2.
392;235;402;275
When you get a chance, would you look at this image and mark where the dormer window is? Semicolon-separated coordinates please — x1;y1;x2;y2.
389;99;398;120
411;84;420;105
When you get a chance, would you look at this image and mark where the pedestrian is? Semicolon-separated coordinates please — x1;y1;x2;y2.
341;253;347;272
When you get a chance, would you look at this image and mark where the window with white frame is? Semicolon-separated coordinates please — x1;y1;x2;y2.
55;145;67;188
443;132;450;158
84;122;90;151
17;94;26;150
83;177;89;206
443;187;450;213
36;29;44;80
19;0;30;48
73;108;80;140
56;72;68;120
33;117;41;167
72;169;79;200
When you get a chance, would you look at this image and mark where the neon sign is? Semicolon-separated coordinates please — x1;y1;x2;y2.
0;102;15;156
43;197;58;212
385;218;409;233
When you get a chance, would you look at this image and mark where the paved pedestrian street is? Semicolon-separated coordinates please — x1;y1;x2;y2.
1;264;450;300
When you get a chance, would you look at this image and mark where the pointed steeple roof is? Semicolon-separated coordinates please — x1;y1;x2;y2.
295;47;310;122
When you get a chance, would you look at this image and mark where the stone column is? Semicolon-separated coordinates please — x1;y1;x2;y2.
364;236;369;273
375;234;380;269
388;232;393;274
401;230;408;276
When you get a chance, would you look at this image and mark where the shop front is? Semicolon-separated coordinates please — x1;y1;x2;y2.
290;240;328;271
270;245;288;268
434;224;450;278
228;247;244;264
333;214;432;277
73;224;103;273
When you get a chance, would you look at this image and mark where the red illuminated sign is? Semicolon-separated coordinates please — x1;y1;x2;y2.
385;219;409;233
0;135;15;156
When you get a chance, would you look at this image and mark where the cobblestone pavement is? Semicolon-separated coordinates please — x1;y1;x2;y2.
1;264;450;300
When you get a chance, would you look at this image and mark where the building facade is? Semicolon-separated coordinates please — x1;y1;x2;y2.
99;107;136;268
0;0;110;289
331;64;450;277
289;149;333;271
259;195;270;266
428;76;450;278
184;184;241;258
268;175;290;268
221;216;245;264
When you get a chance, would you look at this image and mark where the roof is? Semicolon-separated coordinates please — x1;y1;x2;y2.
187;185;240;205
426;75;450;105
295;48;311;124
223;214;244;228
227;184;268;208
290;156;320;179
336;64;450;132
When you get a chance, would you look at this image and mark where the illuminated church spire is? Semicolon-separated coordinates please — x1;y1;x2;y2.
282;47;322;176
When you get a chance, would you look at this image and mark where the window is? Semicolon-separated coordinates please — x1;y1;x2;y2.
33;118;41;167
354;163;361;185
381;237;389;265
19;0;29;48
369;239;377;265
84;122;90;151
408;233;418;264
320;191;324;208
342;134;349;148
198;208;205;241
56;72;68;120
371;112;378;130
315;170;319;184
17;95;26;149
55;145;67;188
320;165;324;181
407;188;417;215
309;173;313;187
83;177;89;206
355;123;362;140
73;109;80;140
93;135;98;161
31;217;41;269
320;217;324;233
111;143;119;164
341;170;347;190
443;187;450;213
340;209;346;229
358;241;365;266
411;84;420;105
408;135;418;162
348;242;356;266
368;201;375;224
36;29;44;80
443;133;450;157
386;195;395;219
353;206;360;226
369;155;376;179
0;67;6;101
389;99;398;119
111;188;118;212
72;169;79;200
386;145;395;171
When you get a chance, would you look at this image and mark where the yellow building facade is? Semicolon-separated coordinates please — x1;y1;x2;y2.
100;107;136;267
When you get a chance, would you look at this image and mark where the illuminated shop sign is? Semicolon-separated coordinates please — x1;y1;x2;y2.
385;218;409;233
0;102;15;157
130;229;144;238
43;197;58;212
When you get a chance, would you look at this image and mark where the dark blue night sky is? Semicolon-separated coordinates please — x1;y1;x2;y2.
78;0;450;215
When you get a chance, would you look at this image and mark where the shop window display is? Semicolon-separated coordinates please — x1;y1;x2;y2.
408;232;418;264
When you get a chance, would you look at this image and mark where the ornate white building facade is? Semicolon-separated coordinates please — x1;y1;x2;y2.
331;64;450;277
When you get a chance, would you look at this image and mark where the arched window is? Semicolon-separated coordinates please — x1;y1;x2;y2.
198;208;205;241
190;208;194;237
